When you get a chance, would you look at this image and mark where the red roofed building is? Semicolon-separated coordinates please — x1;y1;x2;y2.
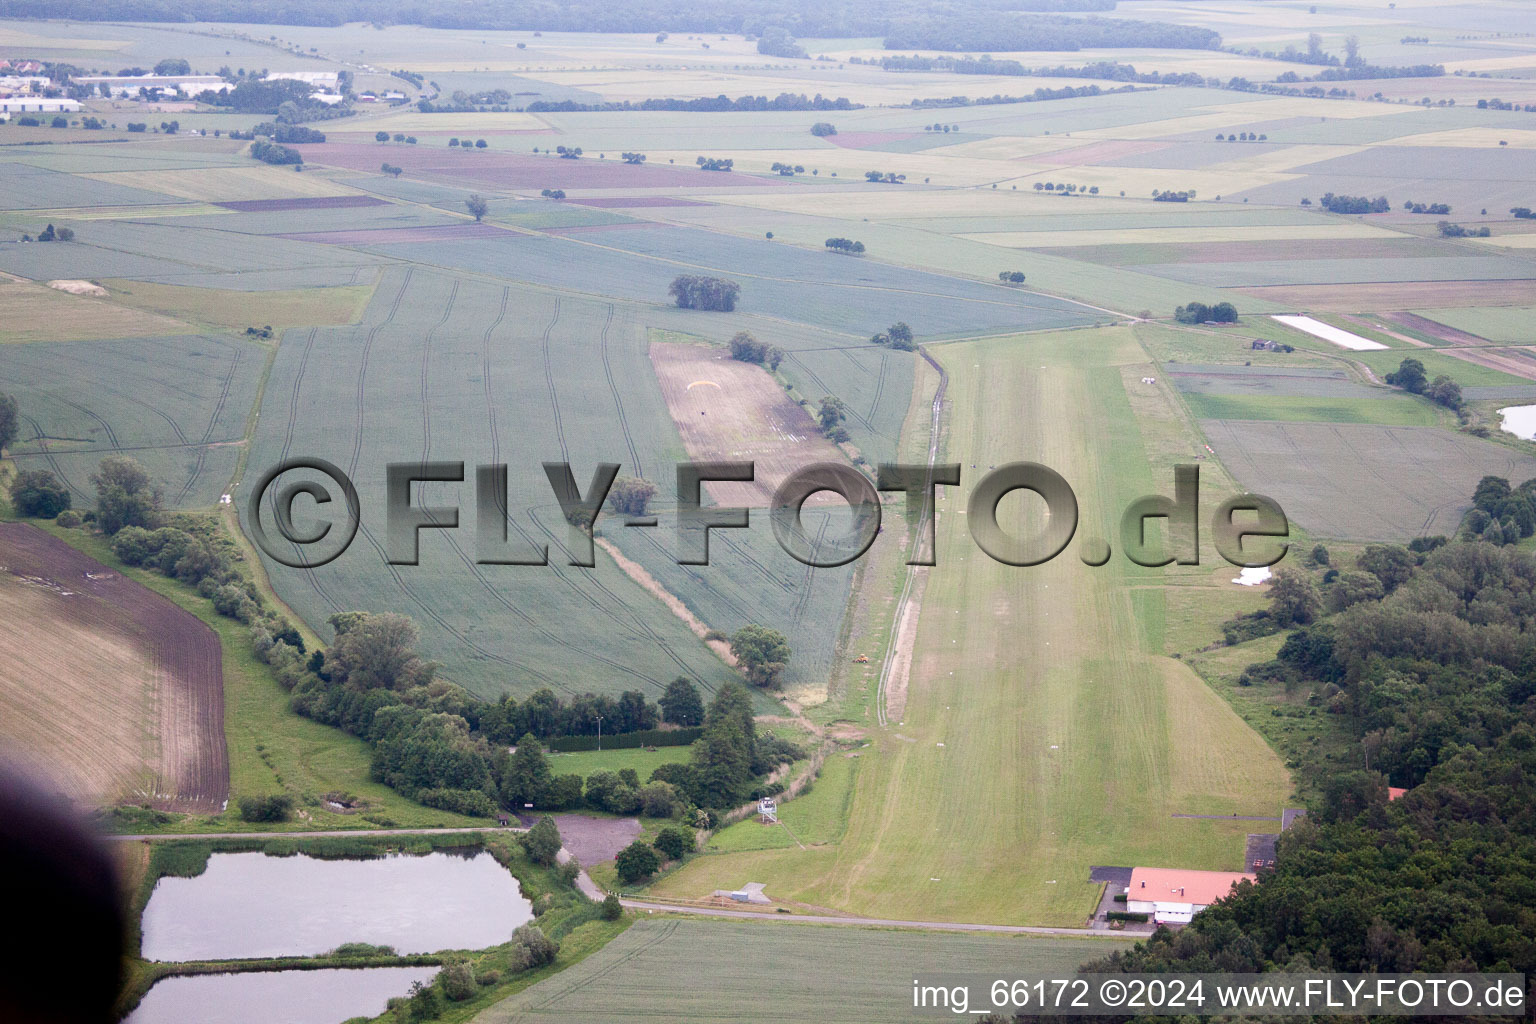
1388;786;1407;801
1125;867;1255;924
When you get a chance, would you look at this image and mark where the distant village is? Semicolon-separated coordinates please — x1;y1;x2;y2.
0;59;405;119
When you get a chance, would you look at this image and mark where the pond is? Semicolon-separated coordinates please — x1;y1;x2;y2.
124;966;440;1024
141;850;532;961
1499;405;1536;440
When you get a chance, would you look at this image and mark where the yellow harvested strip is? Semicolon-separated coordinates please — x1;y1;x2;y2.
78;165;364;202
1387;127;1536;149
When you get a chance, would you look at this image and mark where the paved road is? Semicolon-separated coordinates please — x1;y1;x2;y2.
104;826;522;841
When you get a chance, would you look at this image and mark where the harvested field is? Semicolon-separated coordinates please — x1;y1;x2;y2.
1238;280;1536;311
101;278;377;331
1200;421;1536;540
0;277;192;343
276;223;507;245
649;341;848;508
214;196;390;213
45;279;108;296
79;166;363;202
0;523;226;811
1441;346;1536;382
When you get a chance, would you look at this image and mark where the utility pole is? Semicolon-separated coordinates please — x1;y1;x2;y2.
596;715;603;752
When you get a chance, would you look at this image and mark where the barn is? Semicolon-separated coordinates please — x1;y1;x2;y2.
1124;867;1255;925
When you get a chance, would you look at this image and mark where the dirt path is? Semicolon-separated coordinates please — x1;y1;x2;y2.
595;537;737;665
104;826;521;841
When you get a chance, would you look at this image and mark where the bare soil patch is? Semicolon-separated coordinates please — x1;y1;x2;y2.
549;814;641;865
45;279;108;297
0;523;226;811
649;342;850;508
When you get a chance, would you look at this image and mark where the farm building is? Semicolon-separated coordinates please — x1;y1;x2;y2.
0;97;80;113
1125;867;1255;924
75;74;230;96
0;75;51;95
266;71;340;87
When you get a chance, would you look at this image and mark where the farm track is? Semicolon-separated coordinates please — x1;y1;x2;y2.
541;298;570;464
22;414;93;503
598;304;644;479
787;515;830;632
867;349;889;424
877;346;948;729
274;325;341;615
784;351;875;433
174;344;242;507
347;267;414;482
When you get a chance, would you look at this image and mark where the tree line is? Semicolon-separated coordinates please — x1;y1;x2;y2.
1026;526;1536;1007
527;93;858;113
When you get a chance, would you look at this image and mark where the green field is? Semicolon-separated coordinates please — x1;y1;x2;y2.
649;327;1292;925
706;750;861;853
1352;347;1535;388
546;746;692;782
477;918;1130;1024
1180;391;1444;426
1410;307;1536;345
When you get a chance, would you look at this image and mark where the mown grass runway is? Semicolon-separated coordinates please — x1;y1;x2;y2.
649;326;1291;924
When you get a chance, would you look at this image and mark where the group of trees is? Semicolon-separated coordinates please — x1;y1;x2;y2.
261;122;326;143
869;321;916;351
539;188;566;200
1437;221;1489;238
32;223;75;242
809;121;836;136
379;162;403;177
619;151;645;164
1173;301;1238;324
769;161;804;176
607;476;658;518
755;25;806;59
668;275;740;311
814;396;850;444
1318;191;1390;214
997;270;1027;285
249;139;302;165
1402;200;1450;215
1035;182;1098;195
864;169;905;183
728;331;784;369
823;236;865;255
1383;357;1462;411
1512;207;1536;220
1151;189;1192;202
1460;475;1536;546
1214;131;1267;141
695;155;733;171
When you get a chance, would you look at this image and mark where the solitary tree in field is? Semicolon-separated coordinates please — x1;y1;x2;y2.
607;476;657;517
729;624;791;688
375;130;389;143
465;194;489;221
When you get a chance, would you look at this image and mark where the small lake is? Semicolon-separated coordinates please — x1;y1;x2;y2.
1499;405;1536;440
124;966;439;1024
141;850;532;961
